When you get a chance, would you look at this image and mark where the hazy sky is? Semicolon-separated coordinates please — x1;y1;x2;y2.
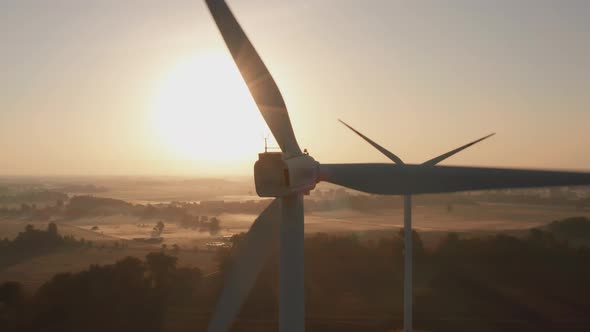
1;0;589;176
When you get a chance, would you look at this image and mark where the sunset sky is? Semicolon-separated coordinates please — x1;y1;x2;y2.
1;0;589;176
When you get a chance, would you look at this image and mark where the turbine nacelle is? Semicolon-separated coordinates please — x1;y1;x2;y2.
254;152;319;197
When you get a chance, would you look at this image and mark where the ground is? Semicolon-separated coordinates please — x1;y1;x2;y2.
1;201;587;290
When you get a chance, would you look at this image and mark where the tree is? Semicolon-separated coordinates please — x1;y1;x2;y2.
146;252;177;288
47;222;58;236
33;256;161;332
152;220;165;237
209;217;221;235
113;256;146;287
0;281;24;307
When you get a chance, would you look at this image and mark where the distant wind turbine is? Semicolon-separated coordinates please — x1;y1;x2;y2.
339;119;494;332
203;1;590;331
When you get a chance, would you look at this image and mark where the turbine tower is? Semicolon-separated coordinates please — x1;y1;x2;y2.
203;1;590;331
339;120;494;332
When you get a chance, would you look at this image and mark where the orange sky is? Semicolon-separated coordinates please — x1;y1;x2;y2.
1;0;589;176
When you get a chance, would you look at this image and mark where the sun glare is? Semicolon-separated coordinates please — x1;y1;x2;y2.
152;52;269;163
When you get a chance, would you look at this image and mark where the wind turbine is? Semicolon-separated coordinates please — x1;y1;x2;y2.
339;120;493;332
203;1;590;332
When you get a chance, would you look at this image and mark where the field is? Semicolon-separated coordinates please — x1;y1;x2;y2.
1;197;587;291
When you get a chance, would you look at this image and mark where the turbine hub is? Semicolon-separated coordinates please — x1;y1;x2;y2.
254;152;319;197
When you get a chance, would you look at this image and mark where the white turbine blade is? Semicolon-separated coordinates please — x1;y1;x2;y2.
319;163;590;195
205;0;302;156
207;198;281;332
338;119;405;165
279;194;305;332
421;133;495;166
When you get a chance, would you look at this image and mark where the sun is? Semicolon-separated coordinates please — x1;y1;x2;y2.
151;52;269;162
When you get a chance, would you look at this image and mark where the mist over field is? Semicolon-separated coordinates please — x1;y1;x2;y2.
1;176;589;331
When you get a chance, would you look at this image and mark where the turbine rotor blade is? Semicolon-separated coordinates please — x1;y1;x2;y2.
319;163;590;195
422;133;496;166
338;119;404;164
207;198;281;332
205;0;301;156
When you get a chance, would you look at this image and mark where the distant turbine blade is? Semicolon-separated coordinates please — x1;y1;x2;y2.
207;199;281;332
280;194;305;332
422;133;495;166
338;119;405;165
319;163;590;195
205;0;301;156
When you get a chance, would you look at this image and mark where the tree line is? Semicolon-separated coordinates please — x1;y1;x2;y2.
0;223;89;268
2;217;590;331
